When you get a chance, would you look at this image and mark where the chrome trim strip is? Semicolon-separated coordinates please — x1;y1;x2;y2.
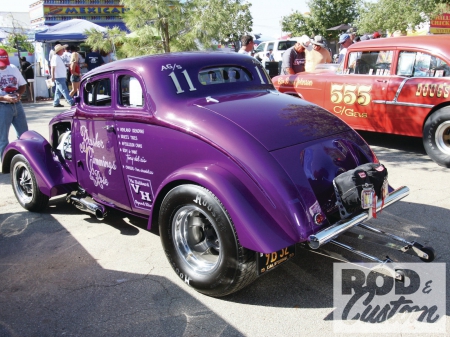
308;186;410;249
372;76;433;108
330;240;388;263
393;78;410;101
385;101;433;108
373;99;432;108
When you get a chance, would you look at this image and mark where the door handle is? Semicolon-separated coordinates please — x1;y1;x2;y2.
103;125;115;132
376;79;388;83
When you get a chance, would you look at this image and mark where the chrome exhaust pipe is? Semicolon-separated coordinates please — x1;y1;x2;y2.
308;186;410;249
67;194;107;220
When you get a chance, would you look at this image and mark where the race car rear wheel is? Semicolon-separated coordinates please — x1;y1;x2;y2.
159;184;257;297
11;154;49;212
423;107;450;167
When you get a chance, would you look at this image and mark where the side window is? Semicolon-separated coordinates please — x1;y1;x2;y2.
397;51;450;77
277;41;297;51
255;43;266;53
267;42;274;50
347;50;393;75
84;78;111;107
118;75;144;107
277;42;286;50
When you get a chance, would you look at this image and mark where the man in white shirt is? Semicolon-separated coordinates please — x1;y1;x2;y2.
238;35;254;55
51;44;74;107
48;41;60;76
61;45;72;86
0;49;28;160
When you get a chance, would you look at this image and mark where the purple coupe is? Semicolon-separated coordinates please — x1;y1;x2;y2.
1;52;434;297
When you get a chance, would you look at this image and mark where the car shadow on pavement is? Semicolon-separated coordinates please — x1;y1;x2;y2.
0;209;243;337
358;131;426;154
47;196;145;236
1;179;449;334
222;200;450;317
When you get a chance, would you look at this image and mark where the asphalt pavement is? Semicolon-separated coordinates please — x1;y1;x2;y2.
0;101;449;336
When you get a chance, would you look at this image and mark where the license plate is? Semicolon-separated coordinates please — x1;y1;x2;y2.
257;245;295;275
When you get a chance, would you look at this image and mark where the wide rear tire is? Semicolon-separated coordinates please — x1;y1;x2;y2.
11;154;49;212
423;107;450;167
159;184;257;297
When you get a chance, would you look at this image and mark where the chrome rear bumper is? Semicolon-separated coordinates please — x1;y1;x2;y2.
308;186;410;249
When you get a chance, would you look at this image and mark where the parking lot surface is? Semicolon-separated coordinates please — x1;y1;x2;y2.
1;102;449;336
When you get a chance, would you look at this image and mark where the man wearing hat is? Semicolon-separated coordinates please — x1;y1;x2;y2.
360;34;370;41
281;35;311;75
372;31;381;39
0;49;29;160
305;35;332;72
51;44;74;107
337;33;353;64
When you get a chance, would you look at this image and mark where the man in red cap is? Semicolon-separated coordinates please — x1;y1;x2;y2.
0;48;28;161
372;32;381;39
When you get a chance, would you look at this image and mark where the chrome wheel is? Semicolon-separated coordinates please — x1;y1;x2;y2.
160;185;257;296
12;161;33;205
435;120;450;155
10;154;49;212
172;205;221;274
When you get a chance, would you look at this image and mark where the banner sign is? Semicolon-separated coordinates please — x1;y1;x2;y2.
430;13;450;34
44;6;128;16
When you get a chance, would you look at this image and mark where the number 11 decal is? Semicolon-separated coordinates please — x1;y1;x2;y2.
169;70;197;94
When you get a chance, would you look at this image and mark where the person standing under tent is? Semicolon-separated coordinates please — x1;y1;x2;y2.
51;44;74;108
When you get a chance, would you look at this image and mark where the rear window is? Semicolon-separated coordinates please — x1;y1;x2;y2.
198;66;253;85
397;51;450;77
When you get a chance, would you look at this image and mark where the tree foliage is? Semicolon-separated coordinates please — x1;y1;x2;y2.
356;0;449;34
83;26;127;58
0;14;34;69
188;0;252;50
84;0;252;57
281;0;360;40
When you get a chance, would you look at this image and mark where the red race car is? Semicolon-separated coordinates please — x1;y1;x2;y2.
273;35;450;167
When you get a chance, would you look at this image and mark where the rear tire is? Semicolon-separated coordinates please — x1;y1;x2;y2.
159;184;257;297
11;154;49;212
423;107;450;167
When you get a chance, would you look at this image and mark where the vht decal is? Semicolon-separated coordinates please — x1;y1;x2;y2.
127;176;154;210
416;83;449;98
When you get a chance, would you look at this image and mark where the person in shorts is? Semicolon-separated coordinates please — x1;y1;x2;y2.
69;52;81;97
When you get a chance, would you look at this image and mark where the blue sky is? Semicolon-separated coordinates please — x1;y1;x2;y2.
248;0;309;39
9;0;309;39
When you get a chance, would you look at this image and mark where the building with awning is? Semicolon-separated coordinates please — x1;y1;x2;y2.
29;0;128;31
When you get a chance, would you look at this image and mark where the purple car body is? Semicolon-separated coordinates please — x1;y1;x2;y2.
2;52;409;296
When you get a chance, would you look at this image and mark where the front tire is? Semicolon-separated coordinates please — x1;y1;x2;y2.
159;185;257;297
423;107;450;167
11;154;49;212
